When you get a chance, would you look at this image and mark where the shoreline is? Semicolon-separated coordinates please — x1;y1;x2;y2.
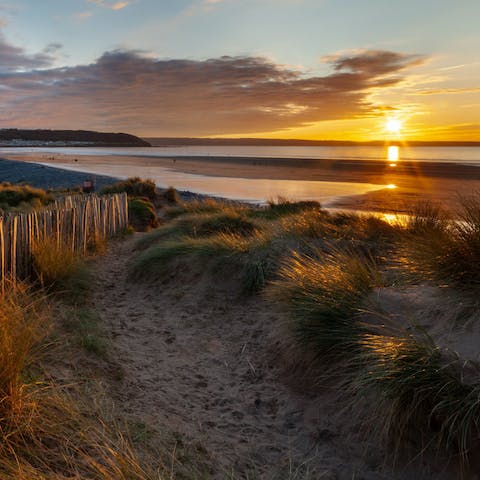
3;153;480;214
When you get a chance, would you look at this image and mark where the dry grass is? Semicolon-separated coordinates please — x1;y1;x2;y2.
406;194;480;289
0;283;160;479
0;182;53;210
269;248;380;355
32;237;82;288
164;198;244;219
347;330;480;462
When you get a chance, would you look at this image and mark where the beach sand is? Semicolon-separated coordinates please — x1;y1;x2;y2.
3;152;480;213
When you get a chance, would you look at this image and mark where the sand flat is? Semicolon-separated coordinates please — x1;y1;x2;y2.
5;151;480;212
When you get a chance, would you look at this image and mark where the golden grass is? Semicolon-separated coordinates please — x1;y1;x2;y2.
0;283;159;479
32;237;81;288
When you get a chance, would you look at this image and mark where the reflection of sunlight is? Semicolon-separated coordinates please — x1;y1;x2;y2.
379;212;409;227
381;213;398;225
388;145;399;162
386;184;396;189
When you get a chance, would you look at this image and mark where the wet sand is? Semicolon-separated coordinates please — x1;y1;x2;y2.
4;152;480;213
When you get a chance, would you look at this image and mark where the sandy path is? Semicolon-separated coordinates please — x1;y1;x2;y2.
91;236;452;479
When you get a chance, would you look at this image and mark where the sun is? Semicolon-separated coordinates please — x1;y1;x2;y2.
386;118;402;134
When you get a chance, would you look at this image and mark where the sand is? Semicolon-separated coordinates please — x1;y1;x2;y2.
4;151;480;213
86;234;467;479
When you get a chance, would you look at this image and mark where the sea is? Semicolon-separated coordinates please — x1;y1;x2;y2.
1;145;479;205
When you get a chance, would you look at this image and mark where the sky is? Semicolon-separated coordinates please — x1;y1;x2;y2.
0;0;478;140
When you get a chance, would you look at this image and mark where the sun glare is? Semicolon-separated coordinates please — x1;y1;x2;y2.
386;118;402;134
388;145;399;162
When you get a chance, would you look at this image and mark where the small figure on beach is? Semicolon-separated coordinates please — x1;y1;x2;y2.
82;177;95;193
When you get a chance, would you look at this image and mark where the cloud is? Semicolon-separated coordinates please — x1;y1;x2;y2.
73;11;93;21
0;33;55;72
415;86;480;95
87;0;133;10
0;48;425;135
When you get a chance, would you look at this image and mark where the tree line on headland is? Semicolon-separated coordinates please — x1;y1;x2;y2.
0;129;151;147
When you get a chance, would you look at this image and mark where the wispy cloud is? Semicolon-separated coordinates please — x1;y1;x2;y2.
0;33;55;71
416;86;480;95
86;0;133;10
0;47;424;135
73;11;93;22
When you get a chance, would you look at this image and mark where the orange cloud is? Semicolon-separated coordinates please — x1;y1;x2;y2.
0;48;424;136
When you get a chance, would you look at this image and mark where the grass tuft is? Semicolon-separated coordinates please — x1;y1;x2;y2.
407;194;480;288
32;237;82;289
348;331;480;460
164;198;243;219
101;177;157;201
128;197;159;231
269;248;379;354
249;197;321;220
0;182;53;210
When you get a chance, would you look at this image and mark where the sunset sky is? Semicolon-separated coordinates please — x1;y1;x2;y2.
0;0;478;140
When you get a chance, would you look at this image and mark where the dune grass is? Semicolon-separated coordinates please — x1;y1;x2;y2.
164;198;244;219
406;194;480;289
0;283;156;479
348;331;480;460
248;197;322;220
132;198;400;295
135;211;259;250
269;244;480;462
130;230;276;292
101;177;157;201
0;182;53;210
128;197;159;231
269;248;380;354
32;237;83;289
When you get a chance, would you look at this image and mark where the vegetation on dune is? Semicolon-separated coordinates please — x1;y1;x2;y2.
136;211;259;250
269;249;379;354
407;194;480;288
32;237;83;289
9;181;480;473
133;198;396;293
128;197;159;231
0;284;155;479
101;177;157;201
249;197;322;220
164;198;243;219
0;182;53;210
349;332;480;459
129;193;480;466
162;186;180;204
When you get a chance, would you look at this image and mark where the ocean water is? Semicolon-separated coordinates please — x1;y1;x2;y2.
1;145;478;204
0;145;479;164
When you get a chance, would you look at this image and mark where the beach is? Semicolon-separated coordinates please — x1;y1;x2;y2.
2;151;480;213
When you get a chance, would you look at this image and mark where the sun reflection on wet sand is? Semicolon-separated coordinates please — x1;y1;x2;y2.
388;145;399;166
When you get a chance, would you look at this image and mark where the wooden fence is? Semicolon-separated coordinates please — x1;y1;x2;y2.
0;193;128;292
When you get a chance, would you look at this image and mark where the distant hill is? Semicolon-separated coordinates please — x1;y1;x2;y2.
145;137;480;147
0;129;151;147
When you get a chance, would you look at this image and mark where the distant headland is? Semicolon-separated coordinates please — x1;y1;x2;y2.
145;137;480;147
0;129;151;147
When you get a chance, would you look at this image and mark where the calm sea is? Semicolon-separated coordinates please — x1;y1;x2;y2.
1;145;479;204
0;145;479;164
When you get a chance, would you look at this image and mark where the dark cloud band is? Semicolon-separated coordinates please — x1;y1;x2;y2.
0;45;424;135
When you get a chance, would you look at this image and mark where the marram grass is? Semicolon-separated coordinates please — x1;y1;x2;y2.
347;331;480;460
269;248;380;354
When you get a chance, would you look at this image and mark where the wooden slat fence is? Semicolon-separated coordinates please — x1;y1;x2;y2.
0;193;128;293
